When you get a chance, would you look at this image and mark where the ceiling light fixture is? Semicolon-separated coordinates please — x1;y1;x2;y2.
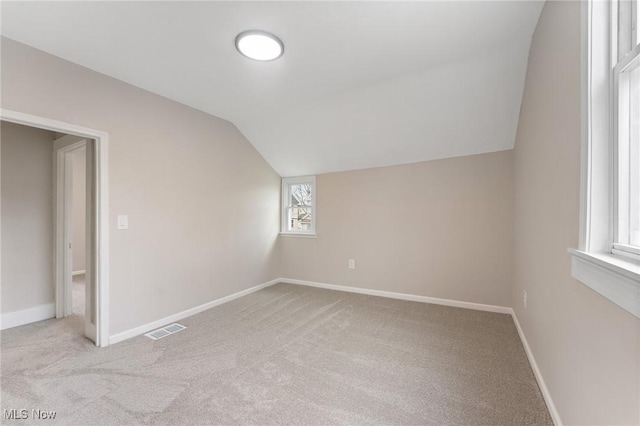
235;30;284;61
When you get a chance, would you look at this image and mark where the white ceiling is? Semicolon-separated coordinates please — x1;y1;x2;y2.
1;1;544;177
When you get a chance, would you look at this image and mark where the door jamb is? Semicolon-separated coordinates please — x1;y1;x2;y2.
55;139;86;319
0;109;110;347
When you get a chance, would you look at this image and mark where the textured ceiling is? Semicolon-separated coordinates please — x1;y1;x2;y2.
1;1;544;176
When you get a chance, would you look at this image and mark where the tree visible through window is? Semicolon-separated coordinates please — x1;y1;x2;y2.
281;176;316;234
289;183;312;231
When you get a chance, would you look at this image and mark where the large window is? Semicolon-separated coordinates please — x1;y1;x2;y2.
281;176;316;235
614;0;640;258
571;0;640;319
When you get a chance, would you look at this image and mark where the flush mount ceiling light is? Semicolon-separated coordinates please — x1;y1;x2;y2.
235;30;284;61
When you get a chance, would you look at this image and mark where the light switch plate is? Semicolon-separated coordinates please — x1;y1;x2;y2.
117;215;129;230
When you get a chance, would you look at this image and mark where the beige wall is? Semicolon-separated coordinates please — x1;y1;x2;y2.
1;121;55;313
1;37;281;335
3;11;638;423
512;2;640;424
71;146;86;273
281;150;514;307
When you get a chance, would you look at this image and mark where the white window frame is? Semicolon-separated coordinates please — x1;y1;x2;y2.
613;0;640;258
280;176;317;237
570;0;640;319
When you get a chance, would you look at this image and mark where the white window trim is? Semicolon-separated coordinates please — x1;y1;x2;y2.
571;0;640;319
280;176;317;237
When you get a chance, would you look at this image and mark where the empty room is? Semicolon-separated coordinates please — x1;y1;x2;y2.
0;1;638;425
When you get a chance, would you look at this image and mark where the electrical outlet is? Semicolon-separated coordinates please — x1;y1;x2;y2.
348;259;355;269
523;290;527;308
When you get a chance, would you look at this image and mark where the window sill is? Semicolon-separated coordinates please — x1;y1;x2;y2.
568;248;640;318
279;232;318;238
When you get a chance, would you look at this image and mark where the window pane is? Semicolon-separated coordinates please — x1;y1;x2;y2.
290;183;312;207
629;56;640;246
288;207;312;231
619;0;634;60
281;176;316;234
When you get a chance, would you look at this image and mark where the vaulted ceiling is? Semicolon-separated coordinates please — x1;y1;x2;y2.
1;1;544;177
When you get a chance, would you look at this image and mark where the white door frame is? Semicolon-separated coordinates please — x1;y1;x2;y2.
0;109;110;347
55;137;86;319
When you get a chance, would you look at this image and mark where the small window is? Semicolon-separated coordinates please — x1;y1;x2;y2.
281;176;316;235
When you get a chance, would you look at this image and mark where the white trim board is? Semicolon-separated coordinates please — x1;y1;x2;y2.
511;310;563;426
109;278;281;345
279;278;512;314
569;249;640;319
72;270;86;276
1;304;55;330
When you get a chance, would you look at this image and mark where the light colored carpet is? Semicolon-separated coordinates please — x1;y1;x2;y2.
1;283;552;425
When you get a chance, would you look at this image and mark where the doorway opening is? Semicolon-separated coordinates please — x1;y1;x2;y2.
1;109;110;347
54;136;92;338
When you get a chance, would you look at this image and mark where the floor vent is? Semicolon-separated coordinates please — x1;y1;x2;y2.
145;323;187;340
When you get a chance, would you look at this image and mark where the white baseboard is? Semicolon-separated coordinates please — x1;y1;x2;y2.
109;278;281;345
109;277;510;345
72;270;86;276
108;277;560;426
1;303;55;330
278;278;512;314
510;310;562;426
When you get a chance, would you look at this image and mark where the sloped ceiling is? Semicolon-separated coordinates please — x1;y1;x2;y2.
1;1;544;176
